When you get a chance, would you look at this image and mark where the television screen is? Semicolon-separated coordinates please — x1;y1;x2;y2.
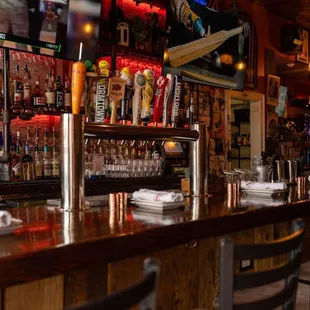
0;0;102;62
163;0;248;90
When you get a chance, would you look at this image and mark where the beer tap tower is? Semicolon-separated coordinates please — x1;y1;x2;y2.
60;46;209;212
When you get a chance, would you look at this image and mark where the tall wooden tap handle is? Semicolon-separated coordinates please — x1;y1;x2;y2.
71;43;86;114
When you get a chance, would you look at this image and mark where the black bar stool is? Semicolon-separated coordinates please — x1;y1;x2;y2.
219;219;305;310
65;258;160;310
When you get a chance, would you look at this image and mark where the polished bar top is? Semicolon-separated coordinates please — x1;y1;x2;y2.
0;188;309;288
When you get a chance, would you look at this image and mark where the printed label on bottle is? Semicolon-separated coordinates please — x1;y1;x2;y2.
56;91;64;107
44;163;52;176
65;93;71;107
33;96;46;106
12;162;21;177
45;91;56;105
24;85;31;100
14;93;23;105
93;155;104;173
52;159;59;177
35;163;43;178
14;80;23;94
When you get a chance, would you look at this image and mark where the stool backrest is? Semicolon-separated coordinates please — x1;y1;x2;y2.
65;258;160;310
219;219;305;310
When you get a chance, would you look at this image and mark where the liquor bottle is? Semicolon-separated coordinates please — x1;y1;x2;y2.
22;142;33;164
11;141;22;181
26;126;34;154
43;126;48;145
34;128;43;179
34;145;43;179
32;77;46;108
16;125;24;157
0;132;3;157
51;144;59;178
64;77;71;111
23;65;32;107
55;76;64;108
45;73;56;110
43;143;52;179
92;141;104;177
13;65;23;106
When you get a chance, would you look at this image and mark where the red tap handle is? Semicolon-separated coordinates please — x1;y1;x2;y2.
153;76;168;124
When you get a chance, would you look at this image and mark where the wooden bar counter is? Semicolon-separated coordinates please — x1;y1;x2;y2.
0;189;310;310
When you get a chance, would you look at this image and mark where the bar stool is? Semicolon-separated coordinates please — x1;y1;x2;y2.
219;219;305;310
64;258;160;310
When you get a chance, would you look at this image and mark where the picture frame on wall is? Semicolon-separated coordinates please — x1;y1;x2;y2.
267;74;280;106
267;112;278;138
296;29;309;64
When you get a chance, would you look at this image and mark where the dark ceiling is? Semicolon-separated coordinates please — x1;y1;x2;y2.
248;0;310;30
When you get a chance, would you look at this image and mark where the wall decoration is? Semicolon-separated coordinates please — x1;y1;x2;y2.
275;86;288;118
267;112;278;138
163;0;249;90
296;29;309;64
267;74;280;106
184;83;226;175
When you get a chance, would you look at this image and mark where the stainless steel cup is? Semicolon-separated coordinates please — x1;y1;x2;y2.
60;114;85;211
255;165;268;182
285;160;297;184
275;160;285;182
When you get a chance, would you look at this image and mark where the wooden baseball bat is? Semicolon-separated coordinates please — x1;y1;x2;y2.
168;25;243;68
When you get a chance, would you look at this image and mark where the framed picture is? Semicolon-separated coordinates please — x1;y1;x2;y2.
267;112;278;138
267;75;280;106
296;29;309;64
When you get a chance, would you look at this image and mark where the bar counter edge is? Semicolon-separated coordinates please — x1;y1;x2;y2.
0;196;309;289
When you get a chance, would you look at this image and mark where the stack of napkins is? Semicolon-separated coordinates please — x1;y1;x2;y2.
132;189;184;202
241;181;287;191
131;189;184;212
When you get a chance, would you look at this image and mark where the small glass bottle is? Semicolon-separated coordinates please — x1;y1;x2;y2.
55;76;64;109
45;73;56;110
43;144;52;179
51;144;59;178
34;142;43;180
64;76;71;112
23;65;32;107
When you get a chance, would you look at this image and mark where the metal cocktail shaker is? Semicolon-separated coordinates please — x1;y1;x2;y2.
285;160;297;184
274;160;285;183
255;165;268;182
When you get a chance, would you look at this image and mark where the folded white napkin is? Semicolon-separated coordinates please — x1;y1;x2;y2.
241;181;287;191
0;211;12;228
133;189;184;202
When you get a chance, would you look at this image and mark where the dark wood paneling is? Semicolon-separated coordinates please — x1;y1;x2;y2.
0;176;181;201
4;276;63;310
64;264;108;307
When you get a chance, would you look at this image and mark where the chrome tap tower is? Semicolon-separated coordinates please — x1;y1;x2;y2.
60;120;208;211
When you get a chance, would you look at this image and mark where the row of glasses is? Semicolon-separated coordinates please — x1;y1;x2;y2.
104;158;164;178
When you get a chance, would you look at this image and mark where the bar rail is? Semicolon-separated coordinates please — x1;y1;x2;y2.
84;123;200;142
